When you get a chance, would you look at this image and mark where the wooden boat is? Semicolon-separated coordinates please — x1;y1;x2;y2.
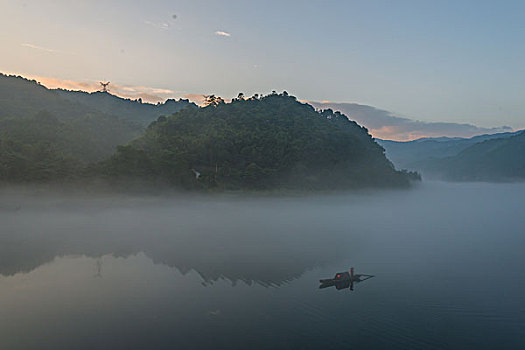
319;267;373;290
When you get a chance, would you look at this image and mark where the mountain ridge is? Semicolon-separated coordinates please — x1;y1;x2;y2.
54;88;196;127
412;131;525;181
377;131;522;170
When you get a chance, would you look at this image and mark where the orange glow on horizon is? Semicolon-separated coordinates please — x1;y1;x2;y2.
3;72;189;104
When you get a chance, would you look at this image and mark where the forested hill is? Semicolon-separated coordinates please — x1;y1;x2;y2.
100;93;419;190
0;73;176;182
55;89;196;127
413;131;525;181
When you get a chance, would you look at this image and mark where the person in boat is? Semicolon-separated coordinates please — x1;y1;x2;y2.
319;267;373;291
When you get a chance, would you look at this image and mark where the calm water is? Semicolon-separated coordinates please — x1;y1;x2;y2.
1;182;524;349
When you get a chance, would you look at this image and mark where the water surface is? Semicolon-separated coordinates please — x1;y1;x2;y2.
1;182;524;349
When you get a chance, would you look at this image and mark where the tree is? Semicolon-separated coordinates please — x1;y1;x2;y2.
204;95;225;107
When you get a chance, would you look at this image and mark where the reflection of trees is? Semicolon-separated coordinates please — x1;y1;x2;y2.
0;195;364;286
0;216;357;286
94;259;102;278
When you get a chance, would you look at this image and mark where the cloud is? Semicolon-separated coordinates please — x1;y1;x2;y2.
215;31;231;37
21;76;100;92
21;43;73;55
310;102;513;141
184;94;207;106
142;20;170;30
121;85;175;95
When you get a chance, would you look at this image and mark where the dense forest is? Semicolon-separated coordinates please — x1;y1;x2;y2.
97;93;419;190
55;89;195;127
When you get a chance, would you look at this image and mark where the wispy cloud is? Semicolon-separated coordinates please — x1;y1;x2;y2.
122;86;175;95
310;101;513;141
21;43;73;55
184;94;207;106
143;20;170;30
215;31;231;37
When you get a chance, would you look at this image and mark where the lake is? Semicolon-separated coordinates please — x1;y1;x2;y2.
1;182;524;349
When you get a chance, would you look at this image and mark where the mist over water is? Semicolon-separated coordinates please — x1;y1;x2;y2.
1;182;524;349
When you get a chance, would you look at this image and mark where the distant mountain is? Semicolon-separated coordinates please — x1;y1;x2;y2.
412;131;525;181
55;89;196;127
98;93;419;190
377;131;521;170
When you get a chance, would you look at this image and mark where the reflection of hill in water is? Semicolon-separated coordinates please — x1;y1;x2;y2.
0;193;360;285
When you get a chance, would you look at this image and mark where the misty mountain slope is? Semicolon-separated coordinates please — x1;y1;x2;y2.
413;131;525;181
98;93;419;190
55;89;196;127
0;74;85;121
0;74;144;182
377;131;520;170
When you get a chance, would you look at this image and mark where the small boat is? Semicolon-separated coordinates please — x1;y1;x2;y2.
319;267;373;291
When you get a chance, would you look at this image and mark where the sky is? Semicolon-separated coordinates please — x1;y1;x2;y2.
1;0;524;139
